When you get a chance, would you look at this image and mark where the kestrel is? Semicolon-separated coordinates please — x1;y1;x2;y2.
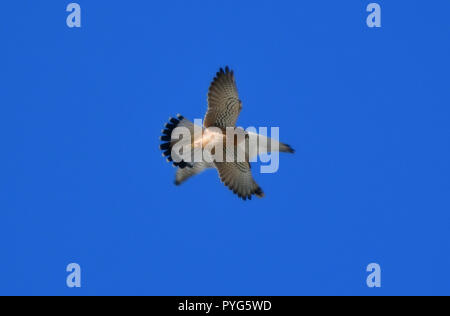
159;67;294;200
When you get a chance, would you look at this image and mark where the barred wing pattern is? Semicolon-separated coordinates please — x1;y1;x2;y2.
214;162;264;200
160;66;295;200
204;67;242;130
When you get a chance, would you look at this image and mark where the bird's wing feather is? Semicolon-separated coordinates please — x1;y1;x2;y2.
204;67;242;129
214;162;264;200
175;162;214;185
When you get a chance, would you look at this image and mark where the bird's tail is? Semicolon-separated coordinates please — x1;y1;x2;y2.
159;114;198;169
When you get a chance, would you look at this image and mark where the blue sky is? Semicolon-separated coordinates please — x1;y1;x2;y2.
1;1;449;295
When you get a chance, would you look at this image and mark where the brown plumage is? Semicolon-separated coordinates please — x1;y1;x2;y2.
160;67;294;200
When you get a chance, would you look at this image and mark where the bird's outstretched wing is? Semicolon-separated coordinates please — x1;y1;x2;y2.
175;162;214;185
204;67;242;129
214;162;264;200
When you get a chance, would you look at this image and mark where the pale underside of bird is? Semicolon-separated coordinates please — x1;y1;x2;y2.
159;67;294;200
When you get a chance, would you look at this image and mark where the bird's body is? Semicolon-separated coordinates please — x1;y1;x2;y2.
193;128;225;150
159;67;294;200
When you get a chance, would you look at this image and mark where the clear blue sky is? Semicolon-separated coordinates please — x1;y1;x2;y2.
1;1;449;295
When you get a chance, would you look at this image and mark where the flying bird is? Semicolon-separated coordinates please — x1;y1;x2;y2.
159;67;294;200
